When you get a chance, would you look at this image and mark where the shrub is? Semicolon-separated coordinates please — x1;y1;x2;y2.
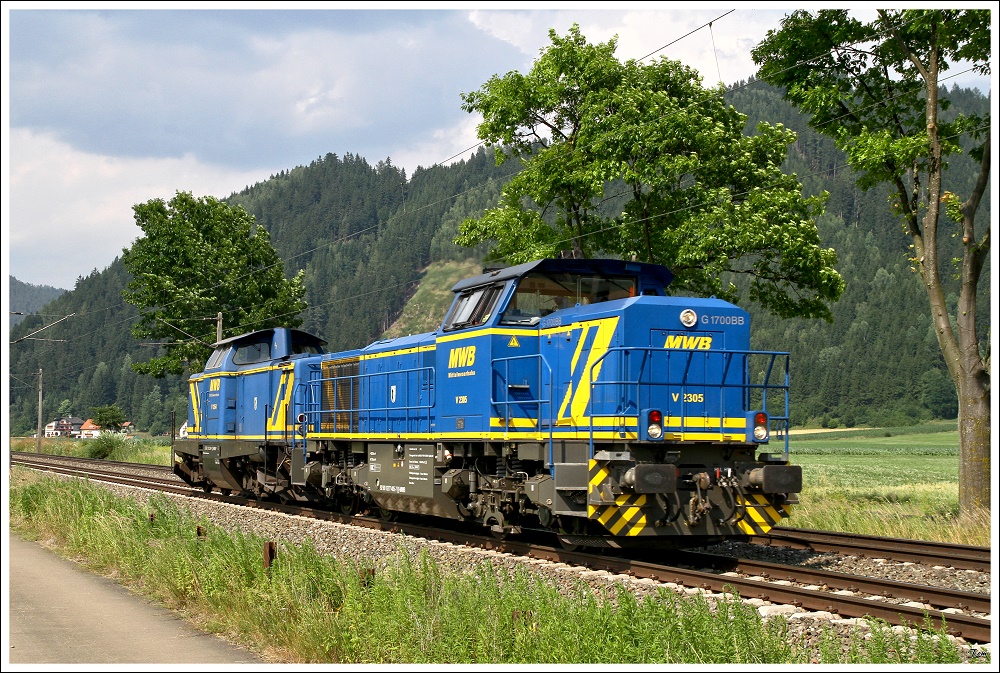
83;433;132;460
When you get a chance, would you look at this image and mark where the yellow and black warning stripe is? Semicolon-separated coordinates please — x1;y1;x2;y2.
587;459;648;536
735;493;792;535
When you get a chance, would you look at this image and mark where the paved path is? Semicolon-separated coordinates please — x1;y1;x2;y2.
5;532;263;665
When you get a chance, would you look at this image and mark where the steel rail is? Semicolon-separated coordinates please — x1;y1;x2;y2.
759;527;991;572
12;451;174;473
670;549;991;614
12;457;191;495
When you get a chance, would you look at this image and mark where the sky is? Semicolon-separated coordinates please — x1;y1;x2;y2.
2;3;994;291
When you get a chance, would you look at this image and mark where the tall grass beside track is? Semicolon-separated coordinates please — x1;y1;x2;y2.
785;423;990;546
10;435;172;466
9;471;971;665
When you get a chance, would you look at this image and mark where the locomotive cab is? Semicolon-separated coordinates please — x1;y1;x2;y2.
173;328;328;495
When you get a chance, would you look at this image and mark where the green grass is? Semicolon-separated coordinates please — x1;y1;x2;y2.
9;470;975;665
10;435;172;465
789;420;957;441
790;430;959;455
784;426;989;545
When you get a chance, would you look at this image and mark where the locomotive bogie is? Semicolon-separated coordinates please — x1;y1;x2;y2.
174;259;800;544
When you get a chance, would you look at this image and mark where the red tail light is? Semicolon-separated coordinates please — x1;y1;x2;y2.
647;409;663;440
753;412;768;441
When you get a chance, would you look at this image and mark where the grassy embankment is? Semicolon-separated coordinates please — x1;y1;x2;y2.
9;466;971;665
381;259;483;339
10;435;172;466
783;421;989;546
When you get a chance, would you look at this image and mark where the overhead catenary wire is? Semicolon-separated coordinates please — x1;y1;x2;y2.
9;10;983;382
15;9;914;334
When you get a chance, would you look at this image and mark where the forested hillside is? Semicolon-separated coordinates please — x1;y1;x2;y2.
728;81;989;427
9;276;67;327
226;149;514;349
7;151;516;435
7;82;989;434
8;263;188;436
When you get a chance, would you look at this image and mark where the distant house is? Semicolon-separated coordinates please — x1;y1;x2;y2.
122;421;135;436
79;419;102;438
45;416;85;438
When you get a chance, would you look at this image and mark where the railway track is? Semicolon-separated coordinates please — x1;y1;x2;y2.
757;527;991;572
11;452;993;643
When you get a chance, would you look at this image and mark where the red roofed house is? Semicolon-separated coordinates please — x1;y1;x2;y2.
79;419;102;438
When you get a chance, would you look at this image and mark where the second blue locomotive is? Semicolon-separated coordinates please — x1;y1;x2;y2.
173;258;801;547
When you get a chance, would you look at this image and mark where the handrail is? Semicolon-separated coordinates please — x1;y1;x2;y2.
297;364;436;441
489;353;555;468
587;346;791;457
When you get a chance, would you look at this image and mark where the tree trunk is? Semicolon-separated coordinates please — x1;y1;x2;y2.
958;375;991;513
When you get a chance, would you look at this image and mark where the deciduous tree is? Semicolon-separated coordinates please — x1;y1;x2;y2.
91;404;126;433
752;8;990;513
122;191;307;376
458;24;844;320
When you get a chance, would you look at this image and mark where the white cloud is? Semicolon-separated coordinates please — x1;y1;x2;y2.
390;114;485;175
8;129;275;289
466;8;787;86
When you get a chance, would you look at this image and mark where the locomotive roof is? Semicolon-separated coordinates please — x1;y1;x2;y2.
211;327;327;348
451;258;674;292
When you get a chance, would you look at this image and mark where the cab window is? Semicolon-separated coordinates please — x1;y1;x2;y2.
291;333;326;355
232;335;273;365
205;347;230;370
501;272;636;324
443;283;505;332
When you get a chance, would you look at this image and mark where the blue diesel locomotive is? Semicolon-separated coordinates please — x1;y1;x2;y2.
173;258;801;547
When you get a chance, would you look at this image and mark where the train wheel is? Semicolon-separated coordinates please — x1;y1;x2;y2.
556;516;585;551
556;536;579;551
377;505;397;522
202;484;213;494
338;495;358;516
485;514;509;541
220;488;232;497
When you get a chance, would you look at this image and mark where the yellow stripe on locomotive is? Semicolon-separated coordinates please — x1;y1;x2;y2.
173;258;799;547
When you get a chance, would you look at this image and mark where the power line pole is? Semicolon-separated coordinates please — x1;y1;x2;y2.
216;312;223;344
36;368;43;453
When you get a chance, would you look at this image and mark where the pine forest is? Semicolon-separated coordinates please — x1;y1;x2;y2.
7;81;990;436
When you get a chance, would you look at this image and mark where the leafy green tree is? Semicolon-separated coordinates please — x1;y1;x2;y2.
57;399;73;418
752;9;990;512
137;384;162;434
458;24;844;320
122;191;308;376
91;404;126;433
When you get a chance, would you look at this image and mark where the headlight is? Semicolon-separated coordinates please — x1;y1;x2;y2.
679;309;698;328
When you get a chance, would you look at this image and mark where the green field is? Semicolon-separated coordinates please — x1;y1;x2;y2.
789;422;959;455
781;424;988;545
